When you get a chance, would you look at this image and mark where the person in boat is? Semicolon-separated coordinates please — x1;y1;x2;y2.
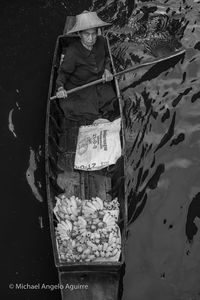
56;10;119;122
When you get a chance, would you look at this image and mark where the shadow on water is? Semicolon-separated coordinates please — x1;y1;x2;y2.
2;0;200;299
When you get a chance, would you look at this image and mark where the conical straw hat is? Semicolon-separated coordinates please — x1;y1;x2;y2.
67;11;111;34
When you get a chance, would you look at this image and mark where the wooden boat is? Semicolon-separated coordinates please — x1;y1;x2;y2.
45;16;127;300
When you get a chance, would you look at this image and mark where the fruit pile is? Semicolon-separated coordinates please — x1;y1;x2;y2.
53;195;121;262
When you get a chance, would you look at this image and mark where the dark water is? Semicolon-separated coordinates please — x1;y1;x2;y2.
1;0;200;299
1;1;68;299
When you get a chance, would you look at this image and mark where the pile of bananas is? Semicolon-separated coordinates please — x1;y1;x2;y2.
54;195;121;262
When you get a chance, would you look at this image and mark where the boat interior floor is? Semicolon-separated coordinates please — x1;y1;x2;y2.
55;116;114;201
59;271;120;300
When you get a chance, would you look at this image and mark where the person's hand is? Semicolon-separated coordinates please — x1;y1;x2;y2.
56;87;68;98
102;69;113;83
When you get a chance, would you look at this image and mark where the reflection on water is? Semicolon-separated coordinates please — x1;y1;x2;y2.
106;1;200;299
122;51;200;300
26;147;43;202
38;216;44;229
8;102;21;138
8;108;17;138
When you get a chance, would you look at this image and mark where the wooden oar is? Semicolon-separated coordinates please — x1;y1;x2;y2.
50;48;185;100
50;78;104;100
114;48;185;77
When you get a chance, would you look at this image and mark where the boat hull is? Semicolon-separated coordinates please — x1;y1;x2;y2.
45;16;127;300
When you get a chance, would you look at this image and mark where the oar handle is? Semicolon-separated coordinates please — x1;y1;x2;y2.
50;78;104;100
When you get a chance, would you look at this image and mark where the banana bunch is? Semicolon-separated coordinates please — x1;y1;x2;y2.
106;210;119;222
82;201;97;215
101;230;121;258
103;197;120;221
54;195;80;222
104;197;119;210
77;216;87;236
56;220;72;242
54;194;121;262
76;228;121;261
82;197;104;216
91;197;104;210
103;212;116;229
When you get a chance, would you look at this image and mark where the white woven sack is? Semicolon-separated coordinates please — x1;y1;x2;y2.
74;118;121;171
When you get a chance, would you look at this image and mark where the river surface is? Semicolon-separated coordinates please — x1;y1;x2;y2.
1;0;200;299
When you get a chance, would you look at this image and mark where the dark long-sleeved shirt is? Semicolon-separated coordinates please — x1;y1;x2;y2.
56;36;116;120
56;35;111;90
